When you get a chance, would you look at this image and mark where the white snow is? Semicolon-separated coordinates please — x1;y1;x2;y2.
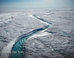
1;38;17;58
28;15;49;25
28;14;51;39
30;31;51;38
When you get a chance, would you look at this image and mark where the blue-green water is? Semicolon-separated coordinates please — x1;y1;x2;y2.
10;25;50;58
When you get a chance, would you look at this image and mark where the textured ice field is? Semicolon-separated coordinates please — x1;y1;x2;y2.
0;11;47;58
0;8;74;58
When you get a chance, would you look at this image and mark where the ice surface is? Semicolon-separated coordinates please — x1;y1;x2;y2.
23;8;74;58
0;8;74;58
0;11;47;58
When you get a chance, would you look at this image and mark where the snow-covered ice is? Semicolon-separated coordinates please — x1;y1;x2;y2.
0;8;74;58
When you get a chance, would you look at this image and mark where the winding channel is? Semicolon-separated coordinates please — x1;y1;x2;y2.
10;14;52;58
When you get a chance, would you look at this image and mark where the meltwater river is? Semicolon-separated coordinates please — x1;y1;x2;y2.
10;15;52;58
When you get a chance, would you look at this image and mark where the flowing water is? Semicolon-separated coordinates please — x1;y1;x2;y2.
10;15;52;58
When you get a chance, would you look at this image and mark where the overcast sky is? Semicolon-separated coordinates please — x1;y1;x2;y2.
0;0;74;10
